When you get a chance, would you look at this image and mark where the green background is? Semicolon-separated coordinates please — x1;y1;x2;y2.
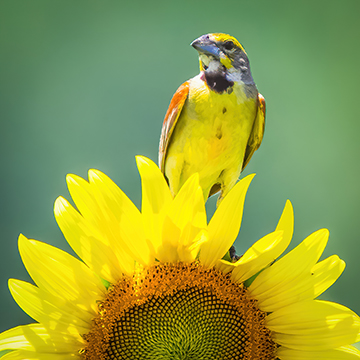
1;0;360;345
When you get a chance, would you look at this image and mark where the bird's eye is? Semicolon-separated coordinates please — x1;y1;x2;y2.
223;41;235;50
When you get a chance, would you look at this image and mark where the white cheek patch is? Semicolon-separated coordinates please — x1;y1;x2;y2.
207;59;222;72
226;67;243;83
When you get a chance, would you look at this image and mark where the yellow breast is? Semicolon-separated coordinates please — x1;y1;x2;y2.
165;74;257;199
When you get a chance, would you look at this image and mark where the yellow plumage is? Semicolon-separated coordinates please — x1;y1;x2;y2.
165;75;257;200
159;33;265;203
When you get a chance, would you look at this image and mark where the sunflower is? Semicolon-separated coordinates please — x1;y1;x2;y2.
0;156;360;360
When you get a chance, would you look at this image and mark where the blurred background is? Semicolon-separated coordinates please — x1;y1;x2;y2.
1;0;360;344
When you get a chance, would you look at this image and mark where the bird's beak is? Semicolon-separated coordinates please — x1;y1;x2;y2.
191;36;220;59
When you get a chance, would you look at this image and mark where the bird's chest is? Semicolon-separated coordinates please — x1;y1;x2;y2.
177;79;257;163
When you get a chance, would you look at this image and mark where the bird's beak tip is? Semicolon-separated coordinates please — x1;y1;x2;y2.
190;38;200;48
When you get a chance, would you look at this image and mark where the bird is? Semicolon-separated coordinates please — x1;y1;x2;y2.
159;33;265;203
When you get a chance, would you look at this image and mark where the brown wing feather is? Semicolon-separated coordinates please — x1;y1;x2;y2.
158;81;190;172
242;93;266;171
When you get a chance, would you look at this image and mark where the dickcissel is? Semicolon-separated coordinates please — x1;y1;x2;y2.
159;33;265;202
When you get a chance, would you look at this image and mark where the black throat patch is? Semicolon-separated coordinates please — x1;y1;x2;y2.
201;71;234;94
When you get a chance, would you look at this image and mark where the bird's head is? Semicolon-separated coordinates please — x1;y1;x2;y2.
191;33;255;87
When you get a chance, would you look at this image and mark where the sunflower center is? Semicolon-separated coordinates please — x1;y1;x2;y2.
83;263;276;360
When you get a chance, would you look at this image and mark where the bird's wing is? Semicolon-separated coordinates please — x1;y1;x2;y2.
242;93;266;171
158;81;190;172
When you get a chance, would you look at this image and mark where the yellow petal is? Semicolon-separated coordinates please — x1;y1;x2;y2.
18;235;105;313
267;300;360;351
277;345;360;359
157;173;207;262
230;230;283;283
0;324;83;353
136;156;173;254
275;200;294;248
312;255;346;297
65;173;95;222
136;156;173;214
9;279;92;335
249;229;329;306
88;169;151;265
2;350;78;359
218;200;293;280
167;173;206;239
65;174;135;273
199;174;254;268
177;229;209;263
54;196;126;283
255;255;345;312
